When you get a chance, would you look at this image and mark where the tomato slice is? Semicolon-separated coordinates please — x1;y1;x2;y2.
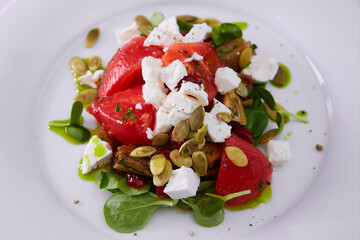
215;134;273;206
98;36;164;98
89;85;155;146
162;42;224;102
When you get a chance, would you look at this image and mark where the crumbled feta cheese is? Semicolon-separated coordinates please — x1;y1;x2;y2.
146;128;154;140
164;166;200;199
81;136;112;174
115;22;141;48
214;67;241;94
161;60;188;91
267;140;291;166
182;23;212;43
78;70;104;89
183;52;204;62
203;112;232;143
168;108;190;126
135;103;142;110
241;56;279;83
163;47;168;52
81;110;98;130
141;57;163;84
142;82;167;109
153;106;172;135
210;99;232;116
178;81;209;106
158;16;183;42
144;27;179;48
163;92;200;114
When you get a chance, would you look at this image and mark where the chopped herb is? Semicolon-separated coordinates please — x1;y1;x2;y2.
268;163;272;169
192;60;203;76
258;179;266;192
129;114;137;120
121;108;133;121
251;44;258;51
234;110;239;116
116;104;122;112
119;157;125;164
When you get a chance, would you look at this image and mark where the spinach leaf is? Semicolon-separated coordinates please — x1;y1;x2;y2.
197;180;215;193
104;192;177;233
257;88;276;110
150;12;164;26
244;106;269;138
177;19;193;34
211;23;242;47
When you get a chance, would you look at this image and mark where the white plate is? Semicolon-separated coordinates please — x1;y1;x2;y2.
0;0;359;239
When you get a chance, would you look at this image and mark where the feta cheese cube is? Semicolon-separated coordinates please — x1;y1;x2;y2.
141;57;163;84
214;67;241;94
135;103;142;110
142;82;167;109
182;23;212;43
81;135;112;174
115;22;141;48
203;112;232;143
168;108;190;126
81;110;98;130
183;52;204;62
179;81;209;106
161;60;188;91
241;56;279;83
158;16;183;42
163;92;200;114
78;70;104;89
153;106;172;135
266;140;291;166
164;166;200;199
146;128;154;140
210;99;232;116
143;27;179;48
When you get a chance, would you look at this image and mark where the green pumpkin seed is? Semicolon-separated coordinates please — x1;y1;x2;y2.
264;103;290;123
75;89;98;104
192;151;208;176
189;105;205;131
88;56;102;72
172;119;189;142
135;15;153;30
198;17;221;27
69;57;88;76
195;124;208;144
197;138;206;150
216;112;233;123
239;47;252;69
186;130;196;139
225;146;248;167
176;15;198;23
235;82;249;98
85;27;100;48
179;138;197;157
153;160;172;186
138;26;150;37
272;65;286;86
170;150;192;168
150;154;166;176
152;133;169;147
130;146;157;158
259;129;279;144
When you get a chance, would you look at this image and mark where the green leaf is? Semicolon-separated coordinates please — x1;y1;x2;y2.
244;106;269;138
48;119;71;128
70;101;83;124
257;88;276;110
251;44;258;51
177;19;193;34
197;180;215;193
65;125;91;142
201;198;224;216
150;12;164;26
104;192;177;233
117;178;150;196
99;172;150;195
233;21;248;30
211;23;242;47
276;112;285;134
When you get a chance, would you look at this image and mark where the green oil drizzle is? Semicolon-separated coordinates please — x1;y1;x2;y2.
284;131;292;140
294;90;298;96
296;110;308;118
49;126;84;145
270;63;291;89
224;186;272;211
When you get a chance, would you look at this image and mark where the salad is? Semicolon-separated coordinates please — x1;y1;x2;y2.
49;12;308;233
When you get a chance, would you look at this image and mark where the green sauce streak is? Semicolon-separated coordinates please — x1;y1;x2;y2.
224;186;272;211
94;144;106;158
284;131;292;140
296;110;308;118
270;63;291;89
78;158;111;184
49;126;84;145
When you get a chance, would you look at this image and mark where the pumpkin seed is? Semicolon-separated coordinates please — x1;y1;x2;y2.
223;90;246;125
135;15;153;30
170;150;192;168
239;47;252;69
153;160;172;186
197;138;206;150
235;82;249;98
130;146;157;158
216;112;233;123
259;129;279;144
69;57;88;76
192;151;208;176
176;15;198;23
186;130;196;139
138;26;150;37
179;138;197;157
272;65;286;86
88;56;101;72
189;105;205;131
75;89;98;104
85;27;100;48
150;154;166;176
195;124;208;144
225;146;248;167
198;17;221;27
152;133;169;147
263;103;289;123
172;119;189;142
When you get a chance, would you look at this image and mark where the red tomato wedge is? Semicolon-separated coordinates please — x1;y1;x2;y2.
89;85;155;146
162;42;224;102
98;36;164;98
215;134;273;206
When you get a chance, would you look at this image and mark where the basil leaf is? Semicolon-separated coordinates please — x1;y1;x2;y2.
65;125;91;142
233;21;248;30
70;101;83;124
150;12;164;26
48;119;71;128
104;192;177;233
257;88;276;110
276;112;285;134
177;19;193;34
244;106;269;137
